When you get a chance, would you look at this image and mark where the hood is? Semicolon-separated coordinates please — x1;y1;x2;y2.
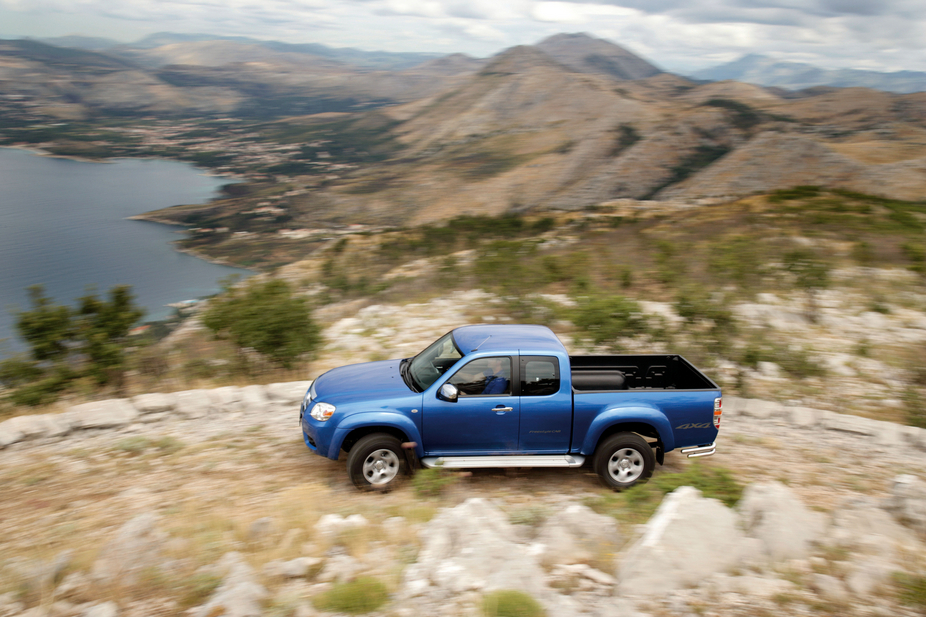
312;359;413;406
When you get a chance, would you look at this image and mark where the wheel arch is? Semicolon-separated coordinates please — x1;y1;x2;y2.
340;425;410;454
580;408;674;457
330;411;423;459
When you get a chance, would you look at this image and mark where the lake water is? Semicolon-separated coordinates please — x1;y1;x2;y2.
0;147;251;357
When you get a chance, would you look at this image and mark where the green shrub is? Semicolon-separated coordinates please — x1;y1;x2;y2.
116;436;151;455
904;388;926;429
313;577;389;614
178;572;222;609
154;436;185;454
586;464;743;524
894;572;926;610
412;465;458;498
203;278;321;368
572;294;647;347
708;234;765;288
768;186;822;202
482;590;546;617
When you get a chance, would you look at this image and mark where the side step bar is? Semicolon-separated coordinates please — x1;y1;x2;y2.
681;442;716;458
420;454;586;469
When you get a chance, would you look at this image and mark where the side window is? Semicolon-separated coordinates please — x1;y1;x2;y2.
448;357;511;396
520;356;560;396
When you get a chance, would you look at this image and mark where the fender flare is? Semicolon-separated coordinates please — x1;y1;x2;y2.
329;412;424;460
580;406;675;455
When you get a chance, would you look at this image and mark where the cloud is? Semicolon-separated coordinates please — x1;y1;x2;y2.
1;0;925;72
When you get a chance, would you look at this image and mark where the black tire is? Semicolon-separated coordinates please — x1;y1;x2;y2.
347;433;406;492
593;432;655;490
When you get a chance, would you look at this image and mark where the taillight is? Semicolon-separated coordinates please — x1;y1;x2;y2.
713;397;722;428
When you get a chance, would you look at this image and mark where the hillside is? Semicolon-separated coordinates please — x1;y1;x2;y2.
3;32;926;236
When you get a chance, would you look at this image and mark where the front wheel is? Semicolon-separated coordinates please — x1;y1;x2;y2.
594;432;655;490
347;433;406;492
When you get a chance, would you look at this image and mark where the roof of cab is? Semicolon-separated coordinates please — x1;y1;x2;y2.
451;324;566;355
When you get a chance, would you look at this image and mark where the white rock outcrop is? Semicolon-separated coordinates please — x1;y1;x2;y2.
91;512;167;586
885;474;926;536
67;399;138;429
533;503;621;567
192;552;267;617
618;486;757;597
402;498;549;600
738;481;825;561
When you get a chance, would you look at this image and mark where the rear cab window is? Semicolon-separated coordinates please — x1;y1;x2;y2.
520;355;560;396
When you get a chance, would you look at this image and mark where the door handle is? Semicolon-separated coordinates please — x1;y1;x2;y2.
494;406;513;413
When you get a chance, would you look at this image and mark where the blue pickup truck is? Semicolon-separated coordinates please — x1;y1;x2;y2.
300;324;721;491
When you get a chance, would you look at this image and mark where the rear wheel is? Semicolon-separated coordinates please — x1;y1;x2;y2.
347;433;406;492
594;432;655;490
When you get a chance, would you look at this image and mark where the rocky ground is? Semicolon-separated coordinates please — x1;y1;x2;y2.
1;375;925;616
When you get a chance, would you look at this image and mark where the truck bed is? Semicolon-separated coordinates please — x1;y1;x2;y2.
570;355;716;391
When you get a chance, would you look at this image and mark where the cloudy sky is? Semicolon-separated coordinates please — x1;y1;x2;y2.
1;0;924;73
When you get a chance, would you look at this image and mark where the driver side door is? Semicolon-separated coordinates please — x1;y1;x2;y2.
422;356;520;455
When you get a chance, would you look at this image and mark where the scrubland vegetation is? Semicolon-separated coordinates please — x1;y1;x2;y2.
3;187;926;430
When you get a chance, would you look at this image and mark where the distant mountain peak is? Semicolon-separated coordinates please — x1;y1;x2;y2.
534;32;661;80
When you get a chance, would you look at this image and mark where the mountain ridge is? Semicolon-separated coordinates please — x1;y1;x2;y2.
691;53;926;94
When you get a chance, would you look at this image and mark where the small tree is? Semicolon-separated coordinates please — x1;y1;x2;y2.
1;284;144;404
203;278;321;369
572;294;647;349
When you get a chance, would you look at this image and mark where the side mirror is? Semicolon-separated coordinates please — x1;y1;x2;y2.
438;383;459;403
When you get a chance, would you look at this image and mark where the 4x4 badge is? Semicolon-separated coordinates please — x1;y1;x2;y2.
675;423;711;429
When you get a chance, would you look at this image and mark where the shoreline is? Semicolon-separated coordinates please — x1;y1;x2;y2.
174;245;254;270
2;144;111;164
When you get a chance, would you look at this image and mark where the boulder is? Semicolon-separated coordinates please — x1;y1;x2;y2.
67;399;138;429
131;392;176;414
822;413;878;436
317;554;360;583
191;552;267;617
210;386;243;411
313;513;369;541
533;503;621;567
281;557;321;578
174;390;213;418
248;517;274;542
706;574;797;599
617;486;756;597
402;498;549;600
266;381;313;404
0;413;73;446
875;420;907;448
826;496;924;562
82;602;119;617
0;419;24;448
884;474;926;536
845;559;893;596
738;481;825;561
811;573;849;603
789;406;820;428
739;399;783;419
91;511;167;585
239;385;268;410
903;425;926;451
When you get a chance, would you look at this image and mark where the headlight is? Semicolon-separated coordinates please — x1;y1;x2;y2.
310;402;336;421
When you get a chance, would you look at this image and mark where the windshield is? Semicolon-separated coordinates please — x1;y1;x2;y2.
408;331;463;392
